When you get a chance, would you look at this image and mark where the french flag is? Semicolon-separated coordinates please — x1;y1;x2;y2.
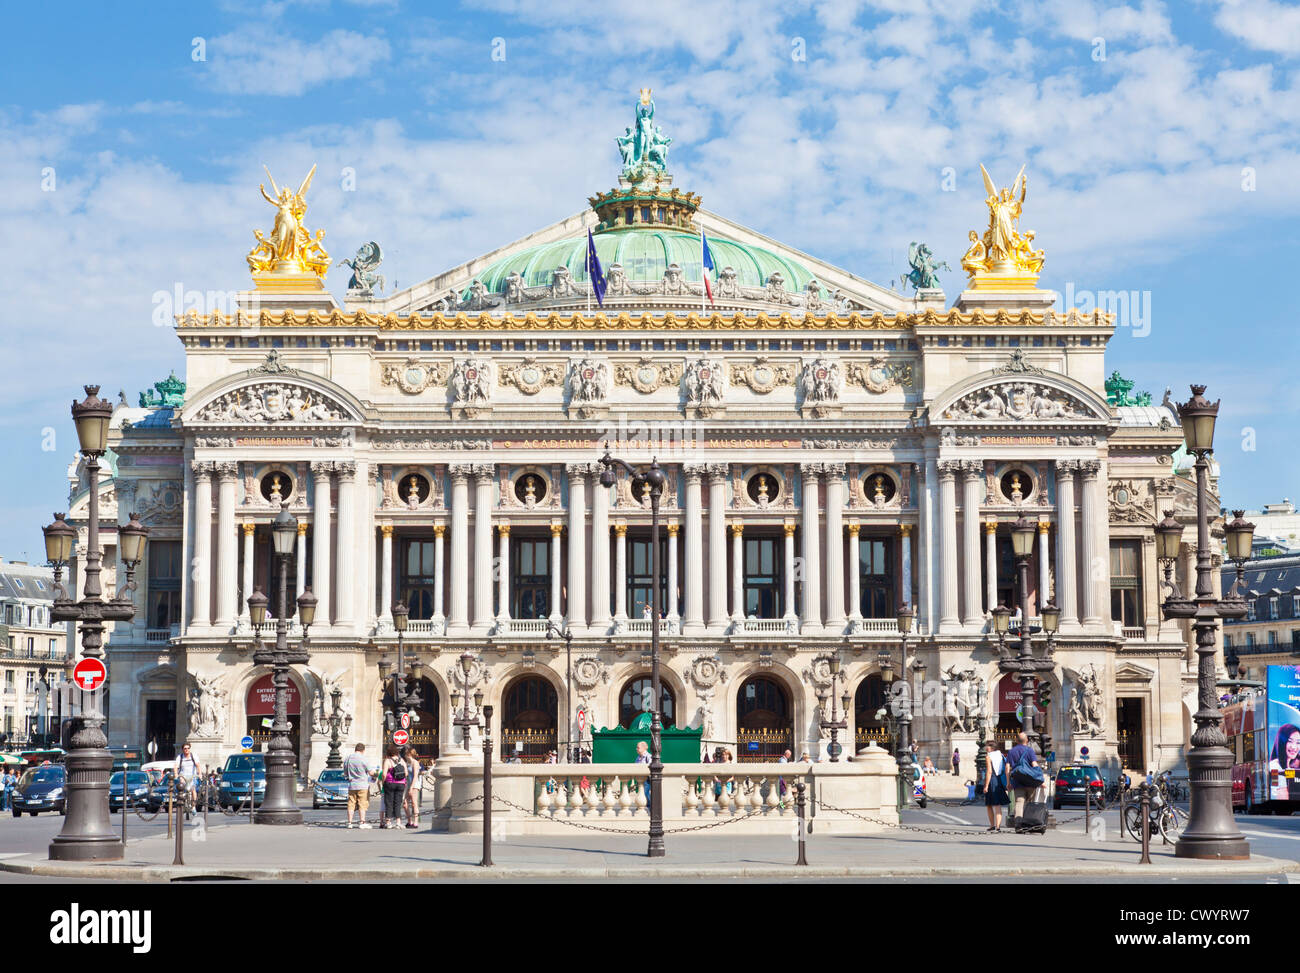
701;230;715;306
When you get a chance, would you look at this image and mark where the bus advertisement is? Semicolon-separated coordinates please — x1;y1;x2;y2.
1223;664;1300;814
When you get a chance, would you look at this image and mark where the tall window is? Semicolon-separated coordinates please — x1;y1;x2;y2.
400;539;438;620
1268;630;1278;647
1109;540;1142;627
858;537;895;619
147;540;183;629
618;676;675;728
627;536;667;618
1269;597;1279;620
743;536;782;618
511;538;550;619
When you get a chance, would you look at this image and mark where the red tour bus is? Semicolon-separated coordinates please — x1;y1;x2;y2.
1222;664;1300;815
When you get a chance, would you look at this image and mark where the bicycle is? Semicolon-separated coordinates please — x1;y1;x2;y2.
1123;789;1184;843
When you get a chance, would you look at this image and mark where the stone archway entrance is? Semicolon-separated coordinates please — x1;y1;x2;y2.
993;672;1045;750
502;675;557;763
736;675;792;762
854;674;890;751
246;673;301;766
409;676;440;758
617;674;676;730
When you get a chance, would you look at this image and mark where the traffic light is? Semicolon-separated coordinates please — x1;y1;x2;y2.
1037;682;1052;710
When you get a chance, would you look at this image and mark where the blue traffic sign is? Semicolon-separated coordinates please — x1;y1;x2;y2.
240;735;254;750
747;741;759;752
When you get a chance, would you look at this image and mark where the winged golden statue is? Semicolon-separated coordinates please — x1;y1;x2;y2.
247;164;330;278
964;163;1044;288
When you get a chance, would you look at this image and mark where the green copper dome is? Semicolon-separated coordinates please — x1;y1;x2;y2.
473;227;816;295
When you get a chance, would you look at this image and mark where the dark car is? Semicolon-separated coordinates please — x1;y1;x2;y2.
108;771;153;811
219;754;267;809
1053;764;1104;810
312;769;349;809
11;765;66;817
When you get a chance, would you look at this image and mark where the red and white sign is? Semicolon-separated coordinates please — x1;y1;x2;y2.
72;658;107;691
996;673;1046;715
400;712;411;730
392;729;409;747
246;674;300;716
576;707;586;733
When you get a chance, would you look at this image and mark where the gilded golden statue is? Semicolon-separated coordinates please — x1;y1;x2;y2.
965;164;1044;288
247;164;330;277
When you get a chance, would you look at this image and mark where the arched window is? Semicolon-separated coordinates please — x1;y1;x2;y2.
502;676;558;763
735;676;792;761
618;676;675;729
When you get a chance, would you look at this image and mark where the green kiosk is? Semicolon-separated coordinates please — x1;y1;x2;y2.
591;712;704;763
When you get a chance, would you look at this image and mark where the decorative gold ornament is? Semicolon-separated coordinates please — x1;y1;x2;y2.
964;164;1045;290
756;475;769;503
248;164;330;284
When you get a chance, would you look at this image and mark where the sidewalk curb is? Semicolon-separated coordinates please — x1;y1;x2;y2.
1;856;1293;881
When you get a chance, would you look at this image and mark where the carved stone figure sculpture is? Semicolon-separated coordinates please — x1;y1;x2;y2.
684;358;726;414
450;358;495;413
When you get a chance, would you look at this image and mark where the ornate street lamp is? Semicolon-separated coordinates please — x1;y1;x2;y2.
1222;510;1255;605
249;501;314;825
45;386;147;862
1005;513;1040;751
325;687;345;770
545;620;575;761
892;605;916;810
380;602;421;737
598;451;668;858
1037;602;1060;767
1159;384;1250;859
817;654;850;763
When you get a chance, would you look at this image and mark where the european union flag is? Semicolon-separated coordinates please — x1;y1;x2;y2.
586;229;607;306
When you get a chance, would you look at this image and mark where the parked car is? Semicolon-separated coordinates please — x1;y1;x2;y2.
312;769;349;809
1053;764;1105;810
219;753;267;809
11;765;66;817
912;764;928;809
108;771;153;811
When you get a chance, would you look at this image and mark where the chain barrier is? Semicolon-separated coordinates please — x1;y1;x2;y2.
489;793;787;835
817;800;1087;836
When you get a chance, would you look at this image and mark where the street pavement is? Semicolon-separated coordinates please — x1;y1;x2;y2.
1;797;1297;882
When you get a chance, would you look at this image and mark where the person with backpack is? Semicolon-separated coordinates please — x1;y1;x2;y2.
379;744;407;829
1006;731;1045;831
982;741;1010;831
343;743;374;829
403;748;422;829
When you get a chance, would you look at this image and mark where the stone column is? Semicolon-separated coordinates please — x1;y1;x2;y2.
590;473;611;633
800;465;822;632
846;522;862;623
214;462;238;629
823;463;847;631
497;524;511;624
1079;460;1103;627
960;461;983;629
937;461;960;632
295;522;307;601
682;466;705;635
666;523;680;623
472;464;495;634
985;518;998;613
334;462;357;629
613;523;628;623
566;465;587;631
379;524;393;623
730;522;744;621
310;461;333;628
241;522;255;623
900;523;913;610
190;461;213;627
432;523;446;625
549;523;563;624
448;465;471;633
706;464;729;631
783;521;798;625
1055;461;1079;630
1038;519;1051;610
918;460;935;633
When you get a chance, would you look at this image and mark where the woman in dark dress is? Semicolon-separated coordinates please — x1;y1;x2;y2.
983;742;1010;831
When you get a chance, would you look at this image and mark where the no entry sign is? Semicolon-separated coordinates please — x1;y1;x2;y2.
392;729;409;747
72;658;107;691
400;712;411;730
577;707;586;733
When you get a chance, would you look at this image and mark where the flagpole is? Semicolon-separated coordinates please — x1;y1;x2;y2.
701;227;706;317
587;226;592;315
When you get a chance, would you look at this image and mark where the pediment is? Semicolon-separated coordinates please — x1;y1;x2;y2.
137;663;178;686
931;359;1111;426
1114;661;1155;682
182;374;365;426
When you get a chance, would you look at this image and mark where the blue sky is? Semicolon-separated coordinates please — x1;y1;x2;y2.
1;0;1298;559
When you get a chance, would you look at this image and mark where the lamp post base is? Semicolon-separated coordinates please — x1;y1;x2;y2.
253;748;303;825
1174;745;1249;860
49;721;123;862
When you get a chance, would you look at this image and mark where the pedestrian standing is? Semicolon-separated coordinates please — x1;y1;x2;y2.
635;740;651;807
1006;732;1043;827
1;768;14;811
380;744;406;829
982;741;1009;831
342;743;373;829
403;748;422;829
952;747;961;776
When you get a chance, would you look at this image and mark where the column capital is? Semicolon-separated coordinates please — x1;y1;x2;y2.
448;463;473;482
297;521;308;536
801;463;822;481
705;462;729;482
1037;519;1051;534
821;461;847;477
335;460;357;481
471;463;495;482
433;523;446;538
380;523;394;538
682;463;707;482
846;522;860;537
666;523;679;536
900;523;913;538
550;522;564;537
783;520;797;537
959;459;983;479
937;460;962;479
1078;459;1101;477
985;518;998;535
613;522;627;537
1055;459;1080;475
190;460;215;477
566;462;597;480
242;522;256;537
730;521;743;538
309;460;335;476
497;523;511;537
214;461;239;481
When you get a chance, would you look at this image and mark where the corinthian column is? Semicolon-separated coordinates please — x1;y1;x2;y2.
295;521;307;601
706;464;729;631
800;465;822;632
783;521;798;626
471;464;495;634
310;461;333;628
590;472;611;633
497;524;511;625
985;519;998;613
549;522;563;624
823;464;846;631
447;465;471;634
334;461;357;629
937;461;960;632
1078;460;1103;627
613;522;628;623
682;465;706;635
190;461;213;628
241;522;255;624
1055;461;1079;630
566;465;587;631
666;523;680;623
432;523;445;626
214;462;239;630
847;522;862;624
960;461;983;629
379;524;393;624
1037;519;1051;611
730;522;744;622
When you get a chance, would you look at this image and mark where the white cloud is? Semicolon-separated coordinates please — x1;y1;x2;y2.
1213;0;1300;56
204;27;391;96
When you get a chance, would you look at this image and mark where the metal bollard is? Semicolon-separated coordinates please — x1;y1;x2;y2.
795;781;808;866
173;777;185;866
120;761;128;848
1084;778;1091;834
480;705;494;868
1138;782;1151;865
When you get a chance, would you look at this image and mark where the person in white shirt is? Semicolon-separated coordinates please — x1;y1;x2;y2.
174;743;203;801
